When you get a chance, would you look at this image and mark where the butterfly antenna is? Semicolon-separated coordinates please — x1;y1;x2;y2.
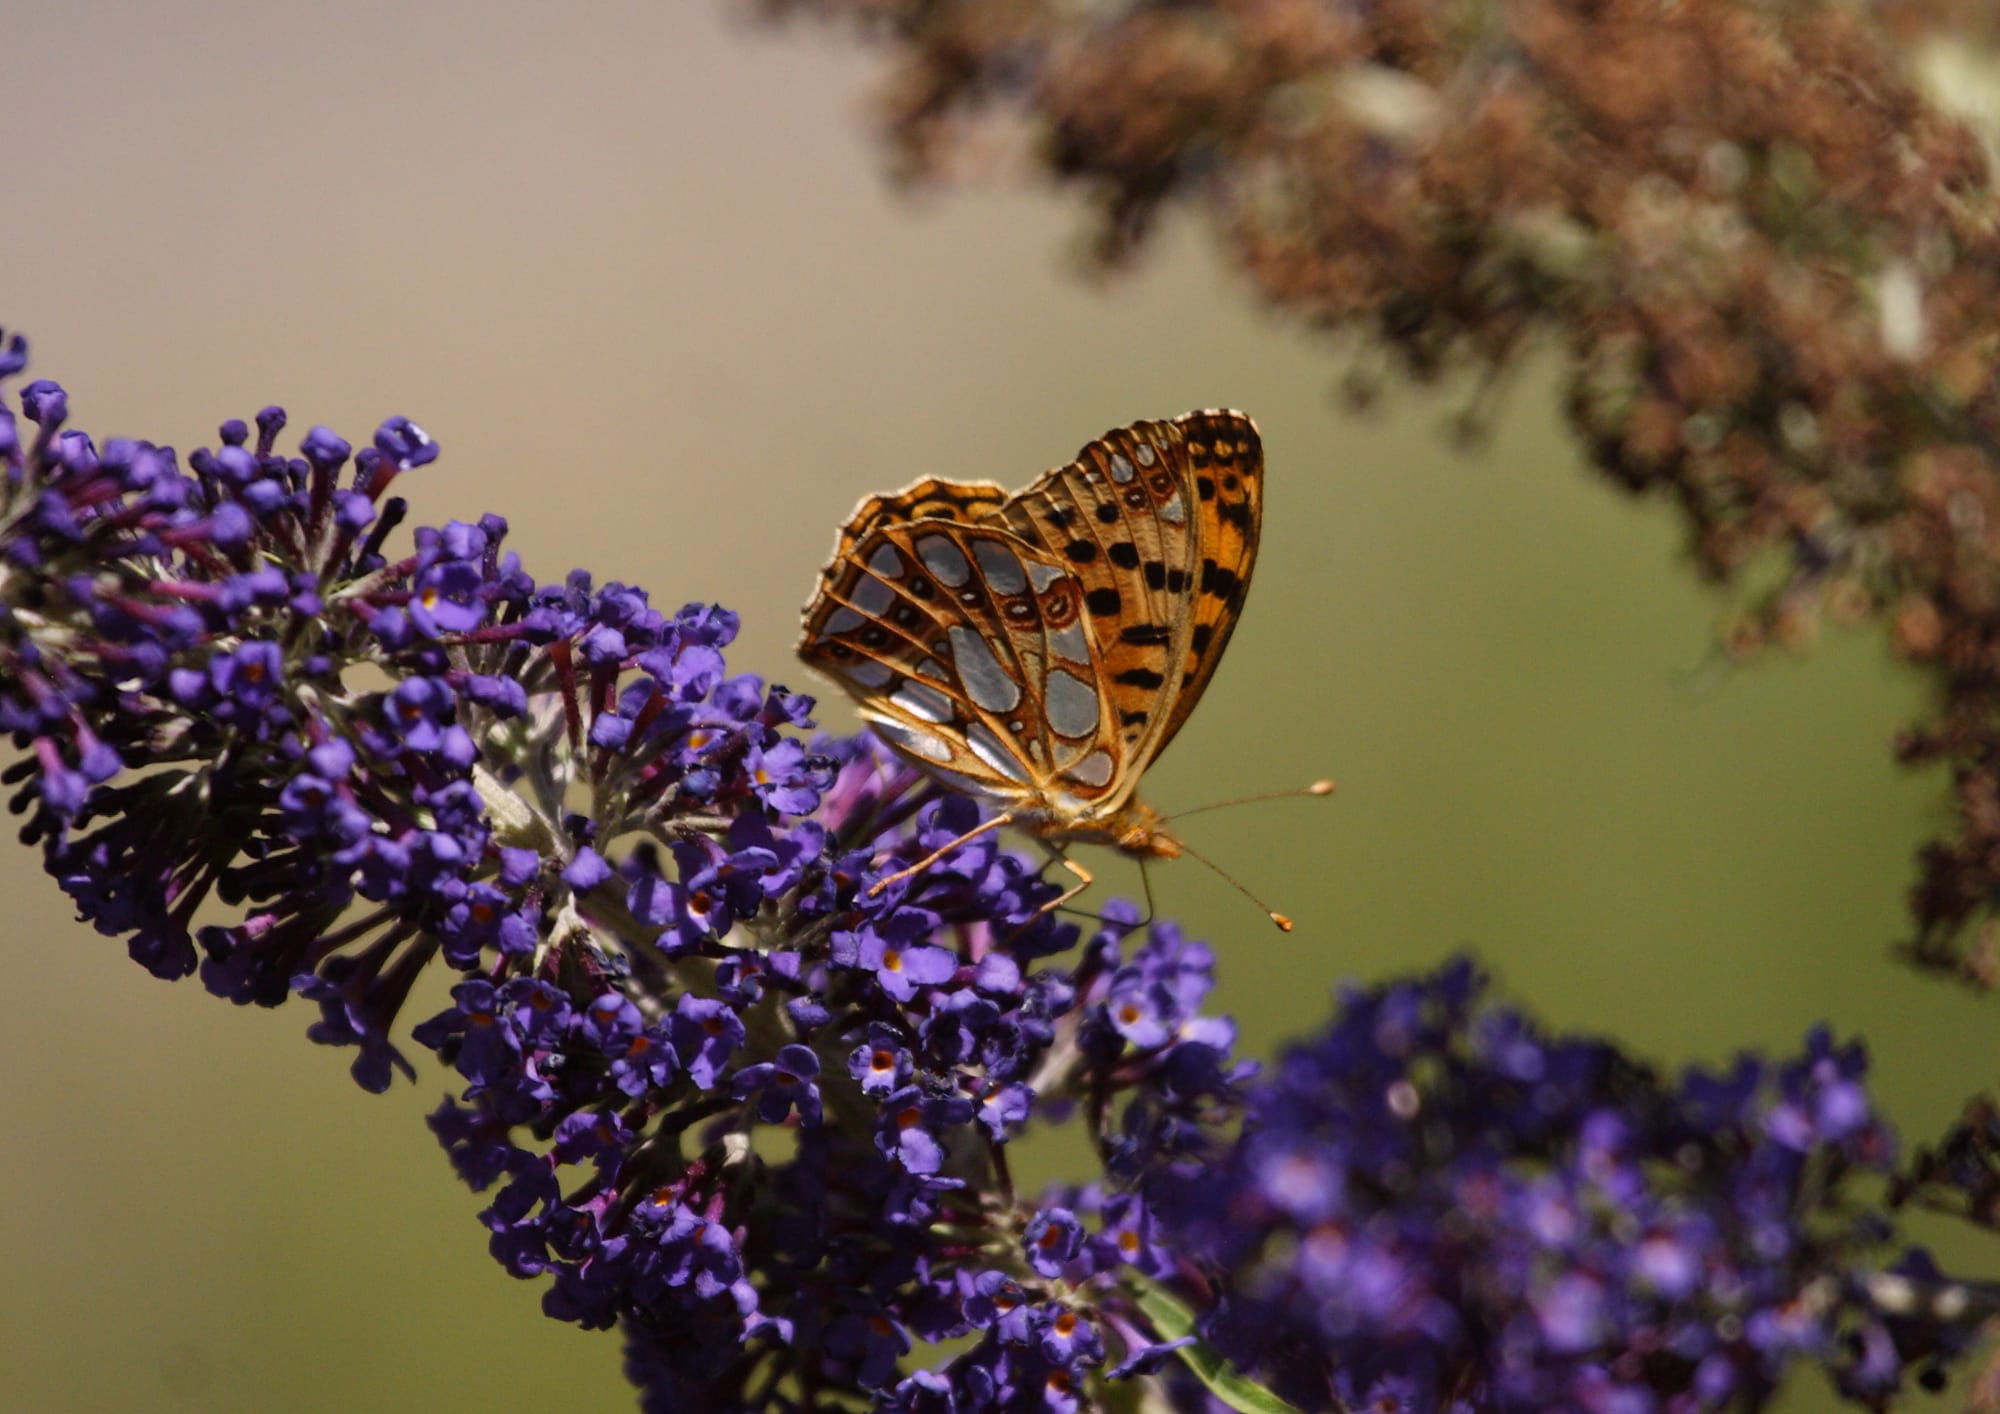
1174;837;1295;932
1159;779;1335;824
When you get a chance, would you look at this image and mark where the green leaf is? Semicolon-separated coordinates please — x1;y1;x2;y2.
1123;1274;1308;1414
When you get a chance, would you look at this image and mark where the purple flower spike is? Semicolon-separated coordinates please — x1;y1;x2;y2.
3;326;1986;1412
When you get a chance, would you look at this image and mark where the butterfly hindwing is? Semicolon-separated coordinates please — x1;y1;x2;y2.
798;518;1126;804
818;476;1011;590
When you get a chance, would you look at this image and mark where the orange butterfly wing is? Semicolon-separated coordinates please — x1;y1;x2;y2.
984;410;1262;772
798;410;1260;828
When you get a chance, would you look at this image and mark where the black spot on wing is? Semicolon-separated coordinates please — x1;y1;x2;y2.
1115;668;1165;690
1086;587;1122;616
1107;542;1140;570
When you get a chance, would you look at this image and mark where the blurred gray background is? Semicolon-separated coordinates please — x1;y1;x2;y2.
3;3;1992;1409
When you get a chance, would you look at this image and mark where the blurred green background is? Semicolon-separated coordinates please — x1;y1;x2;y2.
3;3;1994;1409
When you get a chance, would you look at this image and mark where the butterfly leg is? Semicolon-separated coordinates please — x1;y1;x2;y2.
867;811;1015;898
1135;854;1158;932
1036;852;1094;920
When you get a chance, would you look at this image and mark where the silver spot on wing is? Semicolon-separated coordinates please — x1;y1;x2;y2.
967;721;1029;782
1044;668;1099;739
1109;453;1135;484
845;659;894;689
1064;749;1114;788
948;625;1021;712
876;718;953;764
1159;493;1186;526
823;605;864;635
1024;560;1064;593
851;573;895;615
929;764;1002;797
1049;620;1090;664
892;679;955;724
917;535;971;587
971;539;1027;595
1134;441;1157;467
868;543;905;578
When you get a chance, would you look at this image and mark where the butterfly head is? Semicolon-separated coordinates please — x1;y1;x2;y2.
1108;799;1184;860
1027;796;1183;860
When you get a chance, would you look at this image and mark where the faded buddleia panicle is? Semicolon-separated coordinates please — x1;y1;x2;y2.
5;328;1999;1411
753;0;2000;979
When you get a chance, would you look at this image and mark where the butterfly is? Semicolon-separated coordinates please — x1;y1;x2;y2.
798;410;1292;924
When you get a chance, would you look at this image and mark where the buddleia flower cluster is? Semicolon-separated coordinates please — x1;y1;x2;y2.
3;327;1996;1411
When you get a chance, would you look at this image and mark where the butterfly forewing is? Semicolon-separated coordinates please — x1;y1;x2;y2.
799;408;1260;838
986;410;1262;770
1146;411;1262;759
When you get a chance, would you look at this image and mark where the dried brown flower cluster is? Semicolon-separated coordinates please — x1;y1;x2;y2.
759;0;2000;980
